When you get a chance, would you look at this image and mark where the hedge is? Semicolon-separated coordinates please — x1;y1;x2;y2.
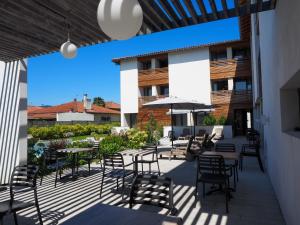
28;123;120;140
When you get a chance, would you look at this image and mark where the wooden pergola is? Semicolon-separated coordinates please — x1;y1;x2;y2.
0;0;277;62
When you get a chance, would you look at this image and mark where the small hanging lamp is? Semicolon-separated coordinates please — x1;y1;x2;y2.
97;0;143;40
60;24;77;59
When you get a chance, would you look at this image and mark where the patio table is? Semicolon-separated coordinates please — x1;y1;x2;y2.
61;203;182;225
121;148;157;174
56;148;94;177
202;151;239;160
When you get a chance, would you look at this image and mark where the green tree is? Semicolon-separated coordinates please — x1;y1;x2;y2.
93;97;105;106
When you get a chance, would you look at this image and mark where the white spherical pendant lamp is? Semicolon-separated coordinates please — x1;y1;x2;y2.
97;0;143;40
60;40;77;59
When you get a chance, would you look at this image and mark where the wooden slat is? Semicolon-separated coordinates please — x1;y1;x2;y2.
138;67;169;87
196;0;208;22
209;0;218;20
140;0;173;29
183;0;199;24
221;0;229;18
171;0;190;26
210;59;251;79
158;0;181;27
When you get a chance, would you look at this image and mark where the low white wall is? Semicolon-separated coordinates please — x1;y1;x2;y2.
57;112;94;122
163;125;233;139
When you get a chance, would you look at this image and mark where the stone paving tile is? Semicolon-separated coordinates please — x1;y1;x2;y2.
0;137;286;225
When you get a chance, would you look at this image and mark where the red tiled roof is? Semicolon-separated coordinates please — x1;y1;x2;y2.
28;101;120;120
28;106;44;114
105;101;120;110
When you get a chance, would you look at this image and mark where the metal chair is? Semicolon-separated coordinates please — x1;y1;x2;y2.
215;143;239;189
240;137;264;172
0;165;43;225
129;174;177;215
195;155;230;213
136;145;160;175
100;153;134;198
78;141;102;175
40;148;69;187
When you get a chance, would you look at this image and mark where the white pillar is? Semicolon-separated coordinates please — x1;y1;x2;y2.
152;85;158;96
228;78;234;90
0;59;27;184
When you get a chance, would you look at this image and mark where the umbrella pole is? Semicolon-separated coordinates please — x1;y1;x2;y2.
171;104;174;148
193;107;195;137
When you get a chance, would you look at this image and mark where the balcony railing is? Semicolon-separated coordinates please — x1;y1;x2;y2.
138;95;168;107
211;90;252;105
138;67;169;87
210;58;251;79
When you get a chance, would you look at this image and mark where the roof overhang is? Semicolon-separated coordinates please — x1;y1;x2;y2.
0;0;277;62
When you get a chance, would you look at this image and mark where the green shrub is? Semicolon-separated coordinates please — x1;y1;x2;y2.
28;123;119;140
126;129;148;149
145;114;162;144
217;116;227;125
67;141;93;148
99;135;126;155
203;115;217;126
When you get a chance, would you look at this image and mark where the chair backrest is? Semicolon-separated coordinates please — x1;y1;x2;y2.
93;141;100;150
186;136;194;154
103;153;124;169
168;130;175;140
182;128;190;136
10;165;39;190
142;145;158;154
215;143;236;152
215;128;223;136
198;155;226;175
129;174;174;211
198;129;206;137
208;133;216;142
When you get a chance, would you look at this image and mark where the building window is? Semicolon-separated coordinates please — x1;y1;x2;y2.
157;58;168;68
143;86;152;96
210;51;227;61
159;85;169;96
211;80;228;91
139;60;151;70
233;48;250;60
234;78;252;91
101;116;111;122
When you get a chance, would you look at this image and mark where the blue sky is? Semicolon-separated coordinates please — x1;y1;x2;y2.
28;18;240;106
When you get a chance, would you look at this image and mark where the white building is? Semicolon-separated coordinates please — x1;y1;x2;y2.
114;39;253;137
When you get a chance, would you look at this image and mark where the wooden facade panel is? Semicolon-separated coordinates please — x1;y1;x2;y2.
211;90;252;105
138;67;169;87
137;107;171;128
210;59;251;79
138;95;166;108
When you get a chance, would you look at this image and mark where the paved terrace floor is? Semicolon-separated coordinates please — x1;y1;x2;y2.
1;137;285;225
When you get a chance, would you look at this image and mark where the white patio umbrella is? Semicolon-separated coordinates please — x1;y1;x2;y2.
143;96;212;147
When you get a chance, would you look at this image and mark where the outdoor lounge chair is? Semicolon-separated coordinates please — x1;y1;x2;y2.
178;128;191;140
129;174;178;216
100;153;135;198
214;128;224;140
195;155;230;213
0;165;43;225
195;129;206;142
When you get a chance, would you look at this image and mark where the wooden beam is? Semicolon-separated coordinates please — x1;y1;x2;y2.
140;0;173;29
183;0;199;24
171;0;190;26
196;0;208;22
209;0;218;20
158;0;180;27
234;0;240;16
246;0;251;14
221;0;229;18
